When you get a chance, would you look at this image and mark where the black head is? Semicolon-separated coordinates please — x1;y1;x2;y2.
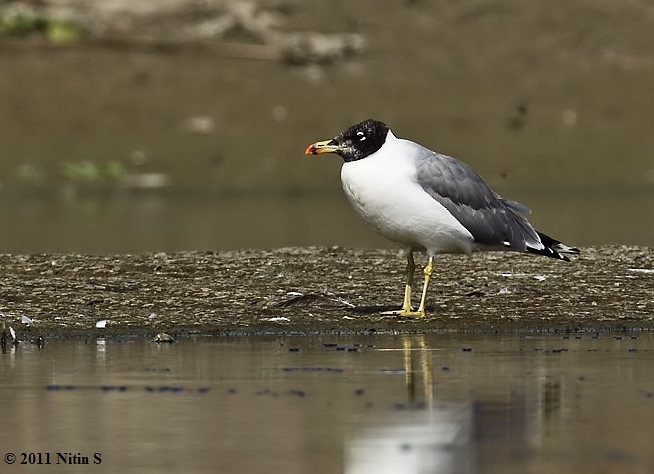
305;119;390;162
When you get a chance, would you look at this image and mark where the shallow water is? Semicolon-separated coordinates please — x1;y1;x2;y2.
0;186;651;253
1;333;653;473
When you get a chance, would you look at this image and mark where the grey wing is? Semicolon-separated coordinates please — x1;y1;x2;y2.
414;146;540;251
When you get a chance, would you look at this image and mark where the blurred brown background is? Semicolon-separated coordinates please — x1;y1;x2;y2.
1;0;652;252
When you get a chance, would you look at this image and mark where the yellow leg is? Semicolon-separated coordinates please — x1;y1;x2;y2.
401;252;415;312
415;256;434;316
383;255;433;319
382;251;415;315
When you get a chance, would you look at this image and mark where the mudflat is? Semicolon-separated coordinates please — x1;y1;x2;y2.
1;246;651;337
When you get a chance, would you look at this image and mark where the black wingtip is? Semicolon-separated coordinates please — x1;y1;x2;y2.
528;231;580;262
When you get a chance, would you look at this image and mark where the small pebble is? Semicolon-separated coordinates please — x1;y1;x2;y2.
462;347;472;352
354;389;365;396
288;347;300;352
153;333;175;343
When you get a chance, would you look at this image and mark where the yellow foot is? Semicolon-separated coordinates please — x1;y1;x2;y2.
381;309;425;319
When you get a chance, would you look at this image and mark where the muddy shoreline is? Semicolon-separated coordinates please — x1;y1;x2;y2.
0;246;651;339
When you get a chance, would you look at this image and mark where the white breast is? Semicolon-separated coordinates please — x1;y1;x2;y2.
340;132;474;255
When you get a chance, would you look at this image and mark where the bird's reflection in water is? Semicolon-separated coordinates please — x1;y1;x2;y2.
346;335;476;474
346;335;563;474
402;334;434;411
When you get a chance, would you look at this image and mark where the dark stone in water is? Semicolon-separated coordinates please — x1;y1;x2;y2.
288;347;300;352
256;389;275;396
462;347;472;352
354;389;365;396
46;384;76;391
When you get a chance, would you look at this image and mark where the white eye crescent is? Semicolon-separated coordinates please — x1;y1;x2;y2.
356;131;366;141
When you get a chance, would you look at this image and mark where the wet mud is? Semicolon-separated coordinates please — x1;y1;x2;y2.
0;246;651;338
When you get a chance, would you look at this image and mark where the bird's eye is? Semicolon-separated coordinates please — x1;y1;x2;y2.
356;131;366;141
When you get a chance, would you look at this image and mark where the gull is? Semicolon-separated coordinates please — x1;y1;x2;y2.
305;119;579;318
